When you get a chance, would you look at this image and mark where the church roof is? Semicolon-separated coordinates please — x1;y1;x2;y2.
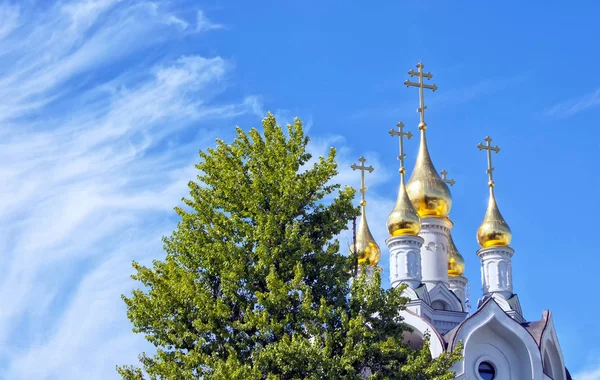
442;322;459;349
442;297;540;351
440;297;496;349
521;309;550;347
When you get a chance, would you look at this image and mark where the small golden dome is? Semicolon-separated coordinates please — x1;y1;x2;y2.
350;205;381;266
477;187;512;248
447;234;465;277
406;126;452;218
387;178;421;236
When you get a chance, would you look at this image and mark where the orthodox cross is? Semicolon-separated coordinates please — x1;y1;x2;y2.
351;156;374;206
404;62;438;127
477;136;501;187
388;121;413;176
440;169;456;186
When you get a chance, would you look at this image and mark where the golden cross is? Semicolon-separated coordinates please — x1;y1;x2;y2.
351;156;374;206
440;169;455;186
388;121;413;176
404;62;438;128
477;136;501;187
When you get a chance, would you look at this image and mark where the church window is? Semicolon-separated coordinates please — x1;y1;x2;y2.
478;361;496;380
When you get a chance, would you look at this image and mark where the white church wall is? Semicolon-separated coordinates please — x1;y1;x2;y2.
418;217;452;290
400;310;445;358
449;300;544;380
387;235;424;289
540;316;567;380
477;246;515;299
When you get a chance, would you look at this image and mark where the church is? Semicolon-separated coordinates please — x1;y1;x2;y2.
349;63;569;380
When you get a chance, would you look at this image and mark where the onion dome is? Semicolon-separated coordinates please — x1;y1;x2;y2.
387;176;421;236
477;187;512;248
406;124;452;218
350;202;381;266
387;122;421;236
447;234;465;277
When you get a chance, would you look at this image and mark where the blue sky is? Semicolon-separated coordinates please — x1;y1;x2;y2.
0;0;599;378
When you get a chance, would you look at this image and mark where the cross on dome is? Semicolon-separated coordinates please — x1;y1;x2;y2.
389;121;413;176
404;62;438;130
440;169;456;186
350;156;374;206
477;136;501;187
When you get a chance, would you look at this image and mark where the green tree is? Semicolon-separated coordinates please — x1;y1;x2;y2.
118;113;461;379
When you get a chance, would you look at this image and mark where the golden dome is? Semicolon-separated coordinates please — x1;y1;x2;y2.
387;177;421;236
406;124;452;218
477;187;512;248
350;204;381;266
447;234;465;277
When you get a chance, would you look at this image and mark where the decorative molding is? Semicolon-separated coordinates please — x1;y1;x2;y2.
449;276;468;287
477;246;515;259
429;282;464;312
386;235;424;248
421;225;451;233
424;241;447;254
419;230;449;238
433;319;460;329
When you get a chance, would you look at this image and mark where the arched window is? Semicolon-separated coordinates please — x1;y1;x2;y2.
431;300;447;310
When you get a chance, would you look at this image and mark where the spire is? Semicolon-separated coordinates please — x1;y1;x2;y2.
349;157;381;266
387;122;421;236
476;136;512;248
403;62;452;218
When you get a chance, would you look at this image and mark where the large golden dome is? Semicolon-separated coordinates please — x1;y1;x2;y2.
447;234;465;277
477;187;512;248
406;124;452;218
387;177;421;236
350;205;381;266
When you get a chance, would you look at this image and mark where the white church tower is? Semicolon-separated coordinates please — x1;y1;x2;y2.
364;62;570;379
386;122;423;291
474;136;524;323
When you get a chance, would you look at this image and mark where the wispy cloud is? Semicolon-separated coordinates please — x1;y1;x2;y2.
0;3;19;40
573;351;600;380
545;88;600;117
430;74;528;109
574;367;600;380
196;9;225;33
0;1;259;378
348;74;527;121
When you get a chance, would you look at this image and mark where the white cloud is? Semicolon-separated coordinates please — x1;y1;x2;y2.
545;88;600;117
196;9;224;33
348;74;527;122
430;74;528;109
0;3;19;40
574;367;600;380
166;14;189;30
62;0;123;34
0;1;258;378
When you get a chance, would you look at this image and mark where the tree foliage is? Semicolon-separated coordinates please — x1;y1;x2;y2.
118;113;461;379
